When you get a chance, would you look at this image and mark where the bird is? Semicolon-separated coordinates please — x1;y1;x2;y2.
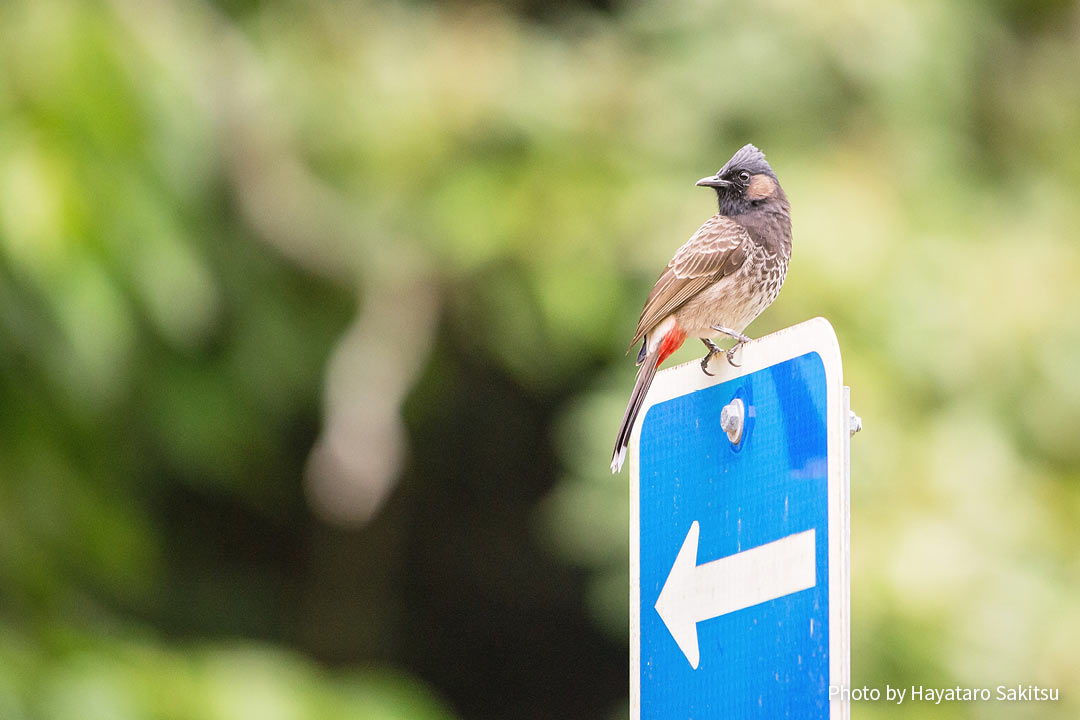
610;144;792;473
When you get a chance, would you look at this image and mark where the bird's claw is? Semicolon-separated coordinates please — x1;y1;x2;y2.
725;344;743;368
701;354;716;376
700;338;722;376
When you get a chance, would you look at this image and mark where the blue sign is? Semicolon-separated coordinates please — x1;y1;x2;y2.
631;330;847;719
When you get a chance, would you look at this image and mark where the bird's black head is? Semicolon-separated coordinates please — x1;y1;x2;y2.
696;144;785;216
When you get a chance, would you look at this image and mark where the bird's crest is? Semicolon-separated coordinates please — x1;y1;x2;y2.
720;144;772;177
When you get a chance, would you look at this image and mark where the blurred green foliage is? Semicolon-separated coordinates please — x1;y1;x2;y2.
2;0;1080;718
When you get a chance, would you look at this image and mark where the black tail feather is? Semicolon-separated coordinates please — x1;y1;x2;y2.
611;348;659;473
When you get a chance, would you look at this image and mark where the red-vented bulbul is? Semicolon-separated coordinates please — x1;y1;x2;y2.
610;144;792;473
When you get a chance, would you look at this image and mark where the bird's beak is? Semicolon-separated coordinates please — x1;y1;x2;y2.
696;174;731;188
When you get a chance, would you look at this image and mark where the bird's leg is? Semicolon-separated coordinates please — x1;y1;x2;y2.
710;325;752;367
710;325;752;345
699;338;722;376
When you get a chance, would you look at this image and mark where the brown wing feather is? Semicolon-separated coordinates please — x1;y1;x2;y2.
629;215;750;349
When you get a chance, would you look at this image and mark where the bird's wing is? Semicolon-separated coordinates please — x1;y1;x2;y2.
629;214;750;349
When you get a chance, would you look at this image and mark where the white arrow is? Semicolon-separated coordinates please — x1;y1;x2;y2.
654;522;816;669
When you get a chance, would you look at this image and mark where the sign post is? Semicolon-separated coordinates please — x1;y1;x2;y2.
629;317;851;719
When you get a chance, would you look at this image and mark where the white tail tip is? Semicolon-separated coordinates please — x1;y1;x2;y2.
610;448;626;474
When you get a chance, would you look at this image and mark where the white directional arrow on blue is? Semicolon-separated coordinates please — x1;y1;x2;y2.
654;522;817;669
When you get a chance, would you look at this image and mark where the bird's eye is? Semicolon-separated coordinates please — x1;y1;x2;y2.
738;171;751;183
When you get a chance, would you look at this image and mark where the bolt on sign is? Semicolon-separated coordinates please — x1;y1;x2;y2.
629;318;855;719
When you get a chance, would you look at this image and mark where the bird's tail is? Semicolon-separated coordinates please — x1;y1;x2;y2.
610;346;660;473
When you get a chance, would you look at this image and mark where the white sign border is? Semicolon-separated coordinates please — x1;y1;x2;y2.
628;316;850;719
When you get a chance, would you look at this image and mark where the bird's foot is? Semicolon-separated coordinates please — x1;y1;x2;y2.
699;339;722;376
709;326;751;367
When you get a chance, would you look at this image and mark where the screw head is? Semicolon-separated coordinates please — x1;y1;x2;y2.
720;398;744;445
